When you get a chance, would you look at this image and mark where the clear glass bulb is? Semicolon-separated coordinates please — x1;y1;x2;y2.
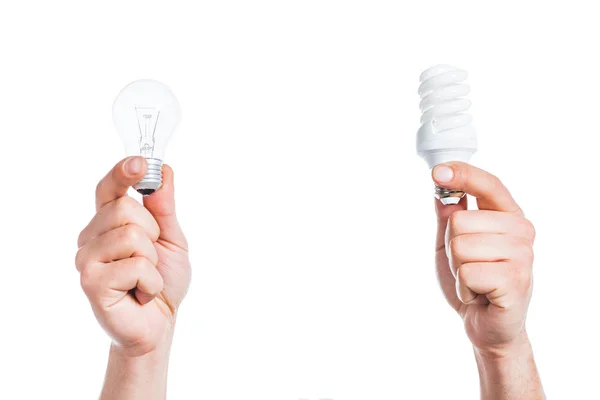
112;79;181;195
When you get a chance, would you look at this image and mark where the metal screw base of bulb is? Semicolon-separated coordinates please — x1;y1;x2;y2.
134;157;163;196
435;185;465;205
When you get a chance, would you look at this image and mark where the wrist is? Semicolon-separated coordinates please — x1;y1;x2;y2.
101;329;175;400
474;331;532;362
110;332;173;367
108;327;174;380
113;316;177;358
474;332;544;399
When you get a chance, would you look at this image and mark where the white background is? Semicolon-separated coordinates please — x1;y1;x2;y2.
1;1;598;399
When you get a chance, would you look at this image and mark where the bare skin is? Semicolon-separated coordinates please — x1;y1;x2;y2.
75;157;543;398
76;157;191;400
432;162;544;399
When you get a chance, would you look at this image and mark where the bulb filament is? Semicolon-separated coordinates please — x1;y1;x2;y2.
135;107;160;158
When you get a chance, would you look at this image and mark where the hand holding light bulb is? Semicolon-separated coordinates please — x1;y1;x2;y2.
76;157;190;354
420;66;544;397
75;80;188;399
76;157;191;399
432;162;543;398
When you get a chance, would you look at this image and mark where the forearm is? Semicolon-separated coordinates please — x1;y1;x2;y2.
100;332;174;400
475;333;544;400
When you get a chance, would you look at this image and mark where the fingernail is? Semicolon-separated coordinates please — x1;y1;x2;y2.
125;157;143;176
433;165;454;183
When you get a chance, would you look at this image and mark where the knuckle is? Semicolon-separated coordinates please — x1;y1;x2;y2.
489;173;503;190
117;195;138;211
133;256;153;273
75;248;88;271
121;224;144;244
456;263;472;283
113;196;137;222
113;198;159;242
150;221;161;242
77;230;86;249
449;236;466;259
522;218;536;241
514;240;534;264
448;210;467;233
133;258;162;294
522;269;533;289
79;266;97;292
523;245;535;264
512;262;533;289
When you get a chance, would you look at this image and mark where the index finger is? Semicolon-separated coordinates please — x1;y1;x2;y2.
95;157;147;211
432;162;522;214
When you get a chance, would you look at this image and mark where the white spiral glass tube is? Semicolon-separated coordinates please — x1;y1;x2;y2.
416;64;477;205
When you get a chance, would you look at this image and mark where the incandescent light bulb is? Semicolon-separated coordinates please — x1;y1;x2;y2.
112;79;181;195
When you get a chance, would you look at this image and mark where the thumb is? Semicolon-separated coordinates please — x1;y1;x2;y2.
143;164;188;250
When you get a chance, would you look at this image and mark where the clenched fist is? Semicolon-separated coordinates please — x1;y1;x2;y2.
76;156;191;358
